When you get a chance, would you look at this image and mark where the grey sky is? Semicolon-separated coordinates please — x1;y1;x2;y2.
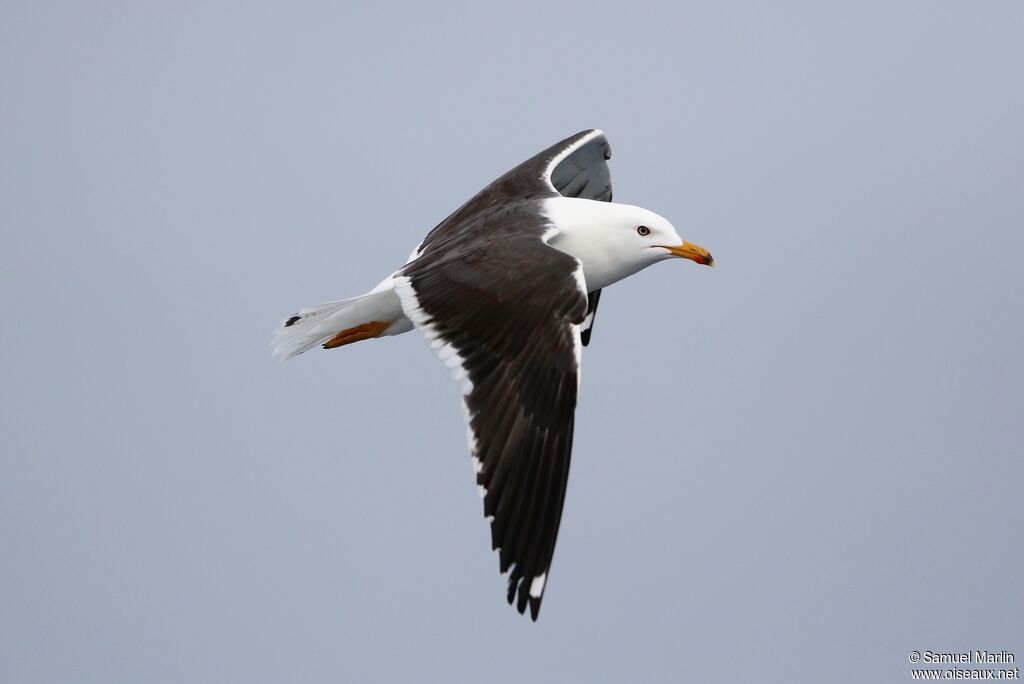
2;2;1022;682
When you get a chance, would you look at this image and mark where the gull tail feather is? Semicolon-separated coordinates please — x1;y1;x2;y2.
270;278;411;361
271;297;364;360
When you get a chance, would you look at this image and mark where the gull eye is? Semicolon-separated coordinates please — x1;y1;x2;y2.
637;225;651;237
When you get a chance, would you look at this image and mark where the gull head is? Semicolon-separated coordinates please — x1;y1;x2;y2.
545;197;713;291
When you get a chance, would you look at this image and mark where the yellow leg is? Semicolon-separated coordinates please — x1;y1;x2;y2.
322;320;391;349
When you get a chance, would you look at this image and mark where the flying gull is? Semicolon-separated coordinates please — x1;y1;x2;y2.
271;130;714;620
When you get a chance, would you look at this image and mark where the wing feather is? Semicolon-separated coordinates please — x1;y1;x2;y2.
397;229;587;620
393;130;616;618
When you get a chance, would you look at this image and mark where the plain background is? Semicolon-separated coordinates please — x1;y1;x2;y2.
2;2;1021;682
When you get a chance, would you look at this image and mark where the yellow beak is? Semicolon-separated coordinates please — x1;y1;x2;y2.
664;241;715;267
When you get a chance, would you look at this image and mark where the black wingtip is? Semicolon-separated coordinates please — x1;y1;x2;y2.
505;578;542;621
517;583;530;615
284;315;301;327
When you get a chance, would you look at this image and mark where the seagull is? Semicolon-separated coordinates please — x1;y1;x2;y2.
271;130;713;620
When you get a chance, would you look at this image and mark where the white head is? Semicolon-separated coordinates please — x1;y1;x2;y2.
545;197;714;291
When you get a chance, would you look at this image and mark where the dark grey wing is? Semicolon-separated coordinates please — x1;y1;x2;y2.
499;127;612;201
397;231;588;621
413;130;613;258
548;132;613;202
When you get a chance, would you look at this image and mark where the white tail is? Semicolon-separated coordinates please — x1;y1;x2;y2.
270;278;411;361
271;297;358;360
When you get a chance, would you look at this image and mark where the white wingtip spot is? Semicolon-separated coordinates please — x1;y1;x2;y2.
476;484;487;498
529;573;547;598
